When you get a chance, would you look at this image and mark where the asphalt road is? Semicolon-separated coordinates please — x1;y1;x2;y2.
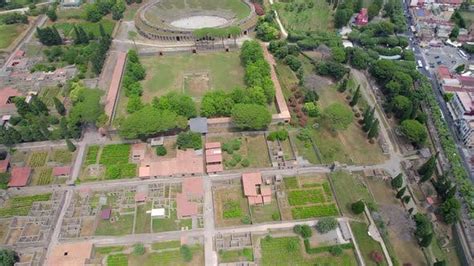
403;3;473;179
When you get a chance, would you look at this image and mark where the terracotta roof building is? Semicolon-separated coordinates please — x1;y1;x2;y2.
205;142;223;174
0;157;10;173
8;166;31;187
101;208;112;220
182;177;204;198
0;87;21;109
47;241;93;266
52;166;71;177
356;8;369;26
176;192;198;218
138;149;204;178
242;172;272;205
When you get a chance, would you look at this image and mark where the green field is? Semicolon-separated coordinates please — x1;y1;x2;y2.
330;171;374;218
219;248;254;263
147;0;250;22
140;52;245;101
275;0;333;32
106;245;204;266
95;213;134;236
50;148;73;164
260;236;357;266
461;11;474;27
53;19;115;37
28;151;48;167
0;194;51;218
0;24;27;49
351;222;387;266
83;144;137;180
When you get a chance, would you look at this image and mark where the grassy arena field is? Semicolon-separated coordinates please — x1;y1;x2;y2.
140;51;245;101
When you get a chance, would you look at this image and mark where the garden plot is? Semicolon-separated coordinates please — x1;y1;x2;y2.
259;235;357;266
250;195;280;223
10;148;75;185
213;184;251;227
279;176;338;220
81;144;138;181
206;133;271;170
330;171;374;218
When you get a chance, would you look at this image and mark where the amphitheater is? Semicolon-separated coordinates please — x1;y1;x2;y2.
135;0;258;41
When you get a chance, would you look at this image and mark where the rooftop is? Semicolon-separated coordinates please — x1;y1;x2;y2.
0;87;21;108
182;177;204;197
189;117;208;134
176;192;198;218
52;166;71;176
242;172;262;197
139;149;204;177
8;166;31;187
0;157;9;173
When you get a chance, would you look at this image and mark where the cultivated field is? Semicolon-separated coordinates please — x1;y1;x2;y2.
214;184;251;227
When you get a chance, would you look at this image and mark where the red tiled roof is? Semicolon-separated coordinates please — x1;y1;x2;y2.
356;8;369;25
176;193;198;218
139;149;203;177
263;195;272;204
206;164;223;173
0;158;9;173
437;66;451;79
14;50;25;58
261;187;272;196
101;208;111;219
8;167;31;187
206;154;222;164
459;76;474;88
242;172;262;197
248;196;263;205
205;148;221;156
205;142;221;149
0;87;21;107
52;166;71;176
182;177;204;197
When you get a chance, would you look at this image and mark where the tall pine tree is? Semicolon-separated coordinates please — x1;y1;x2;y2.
418;152;438;183
350;85;361;106
362;107;375;132
368;119;379;139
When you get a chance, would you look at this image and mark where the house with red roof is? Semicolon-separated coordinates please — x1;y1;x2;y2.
205;142;223;174
0;87;21;111
242;172;272;205
0;156;10;173
52;166;71;177
8;167;31;187
355;8;369;26
176;192;198;218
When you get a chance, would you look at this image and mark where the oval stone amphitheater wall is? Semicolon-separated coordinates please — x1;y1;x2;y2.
135;0;258;41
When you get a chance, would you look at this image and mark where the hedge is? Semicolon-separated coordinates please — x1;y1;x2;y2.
303;239;354;254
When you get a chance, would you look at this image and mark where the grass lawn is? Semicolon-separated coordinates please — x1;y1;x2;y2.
53;18;115;37
140;52;245;102
151;241;181;250
260;236;356;266
290;131;320;164
125;244;204;266
250;196;280;223
351;222;387;266
275;0;333;32
214;185;250;227
149;0;250;20
330;171;374;218
0;24;27;49
134;203;152;234
95;212;134;236
460;11;474;27
207;134;271;169
219;247;254;263
152;207;191;232
49;148;74;164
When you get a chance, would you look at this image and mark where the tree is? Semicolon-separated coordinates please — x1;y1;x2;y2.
231;104;271;130
449;25;460;40
350;85;361;106
418;153;438;183
53;97;66;116
337;78;348;92
156;145;167;156
127;95;144;114
402;195;411;204
36;26;62;46
329;246;343;256
362;107;375;132
331;47;346;63
46;7;57;21
176;131;202;150
66;139;76;152
119;105;179;139
434;260;447;266
392;95;413;120
303;102;319;117
316;217;338;234
413;213;433;247
400;119;427;145
153;92;197;119
323;103;353;131
370;251;384;264
256;21;279;41
180;245;193;262
439;197;460;224
111;0;126;20
0;249;16;266
68;87;105;126
367;119;379;139
293;224;312;238
391;173;403;189
201;90;234;117
396;186;406;199
351;200;365;214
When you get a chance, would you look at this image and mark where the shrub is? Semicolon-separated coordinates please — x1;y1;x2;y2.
241;215;251;224
176;131;202;150
241;158;250;167
272;212;280;221
267;129;289;141
316;217;338;234
133;243;145;255
180;245;193;262
329;246;343;256
155;145;167;156
351;200;365;214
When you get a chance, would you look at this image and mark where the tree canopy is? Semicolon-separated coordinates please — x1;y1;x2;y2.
231;104;271;130
400;119;427;145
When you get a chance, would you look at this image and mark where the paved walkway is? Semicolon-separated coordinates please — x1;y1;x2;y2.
268;0;288;38
365;206;393;266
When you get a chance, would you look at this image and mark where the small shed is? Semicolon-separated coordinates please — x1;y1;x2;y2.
189;117;208;134
52;166;71;177
150;208;165;218
8;167;31;187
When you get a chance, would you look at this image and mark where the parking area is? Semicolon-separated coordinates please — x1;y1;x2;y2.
422;46;469;71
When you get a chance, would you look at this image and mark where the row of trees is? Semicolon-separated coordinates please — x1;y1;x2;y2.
0;12;28;24
84;0;127;22
122;50;146;113
255;12;280;42
36;26;63;46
